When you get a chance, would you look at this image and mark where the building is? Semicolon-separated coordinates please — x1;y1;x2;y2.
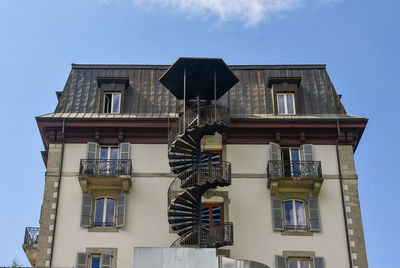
23;58;368;268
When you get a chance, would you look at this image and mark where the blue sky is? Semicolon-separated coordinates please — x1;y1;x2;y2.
0;0;398;266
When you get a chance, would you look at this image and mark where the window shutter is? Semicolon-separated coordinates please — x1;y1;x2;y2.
101;253;112;268
275;255;286;268
269;142;281;177
80;194;93;227
116;193;127;227
86;142;98;159
307;197;321;231
312;257;325;268
76;252;88;268
301;144;315;177
119;143;130;159
271;197;284;231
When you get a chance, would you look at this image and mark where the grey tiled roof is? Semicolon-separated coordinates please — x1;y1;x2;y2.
53;64;349;119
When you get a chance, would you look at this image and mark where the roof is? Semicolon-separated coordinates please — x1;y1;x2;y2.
51;63;352;119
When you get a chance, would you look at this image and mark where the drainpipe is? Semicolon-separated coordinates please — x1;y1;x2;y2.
335;121;353;268
49;119;65;266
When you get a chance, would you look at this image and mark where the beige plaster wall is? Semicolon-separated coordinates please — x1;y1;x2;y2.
52;143;349;268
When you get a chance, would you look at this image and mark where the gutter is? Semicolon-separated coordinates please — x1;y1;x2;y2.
336;120;353;268
49;119;65;266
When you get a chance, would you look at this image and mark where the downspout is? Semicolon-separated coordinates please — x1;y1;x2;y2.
49;119;65;266
336;120;353;268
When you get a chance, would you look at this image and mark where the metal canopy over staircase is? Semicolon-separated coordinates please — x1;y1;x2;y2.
161;58;238;248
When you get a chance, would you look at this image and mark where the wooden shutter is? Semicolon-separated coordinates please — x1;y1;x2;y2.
271;197;284;231
101;253;112;268
275;255;286;268
86;142;98;159
308;197;321;231
76;252;88;268
80;194;93;227
269;142;281;177
119;143;130;159
116;193;127;227
313;257;325;268
301;144;315;177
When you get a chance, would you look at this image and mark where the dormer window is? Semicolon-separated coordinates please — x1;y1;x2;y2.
103;93;121;113
277;93;295;115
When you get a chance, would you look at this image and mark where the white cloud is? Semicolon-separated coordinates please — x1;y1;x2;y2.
99;0;341;26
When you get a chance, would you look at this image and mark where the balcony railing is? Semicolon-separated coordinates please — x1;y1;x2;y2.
24;227;39;245
171;222;234;248
267;161;322;178
285;225;309;232
79;159;132;176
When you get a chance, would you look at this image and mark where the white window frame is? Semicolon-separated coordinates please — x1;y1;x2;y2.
94;196;116;227
277;93;296;115
287;257;311;268
283;199;307;231
103;92;121;114
99;146;119;160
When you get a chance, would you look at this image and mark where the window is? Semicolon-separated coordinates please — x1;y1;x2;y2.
103;93;121;113
275;256;325;268
99;146;118;175
76;252;113;268
288;258;310;268
277;93;295;115
94;197;115;227
80;193;126;228
271;197;320;232
281;147;300;177
284;200;306;231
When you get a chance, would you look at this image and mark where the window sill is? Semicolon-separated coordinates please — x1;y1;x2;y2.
280;230;313;236
88;226;119;232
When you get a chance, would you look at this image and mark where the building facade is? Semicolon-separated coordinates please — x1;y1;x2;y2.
23;58;368;268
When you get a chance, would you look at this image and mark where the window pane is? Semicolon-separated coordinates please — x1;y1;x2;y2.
91;256;101;268
95;198;104;226
105;198;115;227
300;260;310;268
100;148;108;160
112;94;120;113
295;201;306;226
104;94;111;113
291;149;300;177
278;95;285;114
286;94;295;114
288;260;298;268
284;201;294;226
110;147;118;159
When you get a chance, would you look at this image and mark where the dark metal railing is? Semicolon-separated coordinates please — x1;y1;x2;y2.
171;222;233;248
168;105;230;149
79;159;132;176
167;161;231;206
24;227;39;245
285;225;309;232
267;161;322;178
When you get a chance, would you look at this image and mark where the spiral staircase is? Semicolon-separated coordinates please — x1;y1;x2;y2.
167;105;233;248
160;58;239;248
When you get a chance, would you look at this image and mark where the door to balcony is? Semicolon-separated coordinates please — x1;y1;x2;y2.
201;203;224;242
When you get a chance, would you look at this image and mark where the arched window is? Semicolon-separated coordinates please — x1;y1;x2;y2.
283;200;306;231
94;197;115;227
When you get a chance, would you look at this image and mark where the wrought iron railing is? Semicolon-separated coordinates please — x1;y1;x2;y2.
167;162;231;206
79;159;132;176
267;161;322;178
171;222;233;248
24;227;39;245
285;225;309;232
168;105;230;149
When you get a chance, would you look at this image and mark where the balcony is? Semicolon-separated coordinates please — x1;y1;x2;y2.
22;227;39;266
267;161;323;196
78;159;132;192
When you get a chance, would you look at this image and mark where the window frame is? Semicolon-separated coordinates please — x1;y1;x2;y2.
89;254;101;268
94;196;116;227
283;199;308;232
277;93;296;115
287;257;311;268
103;92;121;114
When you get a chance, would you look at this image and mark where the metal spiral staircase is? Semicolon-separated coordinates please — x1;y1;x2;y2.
160;58;239;248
